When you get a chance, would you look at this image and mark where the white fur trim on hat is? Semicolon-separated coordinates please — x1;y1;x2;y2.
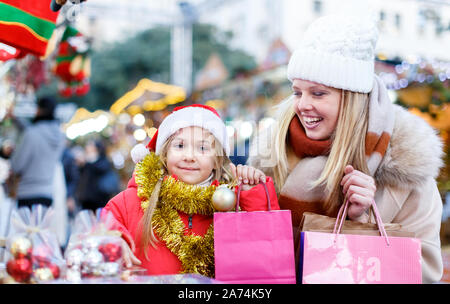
287;14;378;93
155;106;230;156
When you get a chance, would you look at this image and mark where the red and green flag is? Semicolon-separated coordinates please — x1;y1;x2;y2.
0;0;59;57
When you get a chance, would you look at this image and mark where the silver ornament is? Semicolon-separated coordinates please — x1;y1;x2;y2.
84;237;100;251
100;262;120;277
66;268;82;282
82;249;103;274
212;185;236;211
66;248;84;268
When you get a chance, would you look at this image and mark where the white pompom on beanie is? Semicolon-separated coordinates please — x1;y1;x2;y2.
287;14;379;93
130;104;230;163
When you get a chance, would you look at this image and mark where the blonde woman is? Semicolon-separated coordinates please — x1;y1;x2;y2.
248;15;444;283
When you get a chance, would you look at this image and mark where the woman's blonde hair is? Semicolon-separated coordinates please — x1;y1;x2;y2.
139;129;234;259
272;90;370;215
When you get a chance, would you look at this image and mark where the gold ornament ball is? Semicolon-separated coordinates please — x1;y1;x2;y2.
212;185;236;211
34;268;54;282
10;237;32;258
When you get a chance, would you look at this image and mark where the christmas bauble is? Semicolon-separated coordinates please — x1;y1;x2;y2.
65;268;81;282
6;257;33;283
10;237;32;258
100;262;120;277
212;185;236;211
84;237;100;251
82;249;103;276
98;243;122;262
66;248;84;268
47;263;60;279
33;268;54;281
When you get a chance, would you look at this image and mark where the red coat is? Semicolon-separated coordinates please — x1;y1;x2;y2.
103;175;279;275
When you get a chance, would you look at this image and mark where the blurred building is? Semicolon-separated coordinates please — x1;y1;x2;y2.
198;0;450;63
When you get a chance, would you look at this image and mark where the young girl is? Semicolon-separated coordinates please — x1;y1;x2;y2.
248;14;444;283
103;105;279;277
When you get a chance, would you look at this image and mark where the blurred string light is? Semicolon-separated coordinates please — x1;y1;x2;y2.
66;114;109;140
118;112;131;124
110;78;186;115
64;108;111;140
133;128;147;142
132;113;145;126
377;55;450;91
111;150;125;169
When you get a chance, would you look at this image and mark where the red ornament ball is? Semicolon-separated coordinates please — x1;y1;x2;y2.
98;243;122;262
7;257;33;283
32;255;60;279
47;263;60;279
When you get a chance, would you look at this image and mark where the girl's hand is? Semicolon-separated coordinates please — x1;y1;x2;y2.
340;165;376;222
230;163;266;191
121;239;142;268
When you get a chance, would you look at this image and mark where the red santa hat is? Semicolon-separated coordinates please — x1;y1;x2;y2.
131;104;230;163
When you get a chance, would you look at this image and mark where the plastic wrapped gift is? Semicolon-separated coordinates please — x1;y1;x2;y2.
44;273;221;284
4;205;65;283
124;274;221;284
0;196;15;264
64;209;124;282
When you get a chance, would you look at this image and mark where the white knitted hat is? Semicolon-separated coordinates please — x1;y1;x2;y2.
287;14;379;93
131;104;230;163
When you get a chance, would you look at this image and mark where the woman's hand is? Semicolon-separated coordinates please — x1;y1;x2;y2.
121;239;142;268
340;165;376;222
229;163;266;191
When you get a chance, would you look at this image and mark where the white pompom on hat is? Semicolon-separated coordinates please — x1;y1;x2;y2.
130;143;149;164
287;14;379;93
130;104;230;163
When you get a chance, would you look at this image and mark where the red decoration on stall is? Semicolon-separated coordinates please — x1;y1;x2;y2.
53;26;91;97
98;243;122;262
7;257;33;282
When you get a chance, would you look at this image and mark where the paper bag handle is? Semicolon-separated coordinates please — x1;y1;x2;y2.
333;199;390;246
235;181;271;212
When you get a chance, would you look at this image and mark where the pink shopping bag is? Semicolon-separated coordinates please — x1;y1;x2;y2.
214;182;296;284
299;200;422;284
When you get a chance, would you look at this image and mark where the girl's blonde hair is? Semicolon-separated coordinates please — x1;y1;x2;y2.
272;90;370;215
139;129;234;259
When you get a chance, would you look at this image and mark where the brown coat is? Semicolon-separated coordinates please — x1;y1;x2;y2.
248;104;444;283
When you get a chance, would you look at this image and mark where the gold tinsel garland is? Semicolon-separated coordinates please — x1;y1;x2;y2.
134;153;218;277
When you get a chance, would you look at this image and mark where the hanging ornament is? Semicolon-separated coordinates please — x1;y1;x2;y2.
9;237;32;259
212;185;236;211
53;26;91;97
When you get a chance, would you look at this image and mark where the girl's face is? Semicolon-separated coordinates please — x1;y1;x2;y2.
166;126;216;185
292;79;341;140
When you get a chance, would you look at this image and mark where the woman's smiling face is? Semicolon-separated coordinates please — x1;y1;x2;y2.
292;79;342;140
